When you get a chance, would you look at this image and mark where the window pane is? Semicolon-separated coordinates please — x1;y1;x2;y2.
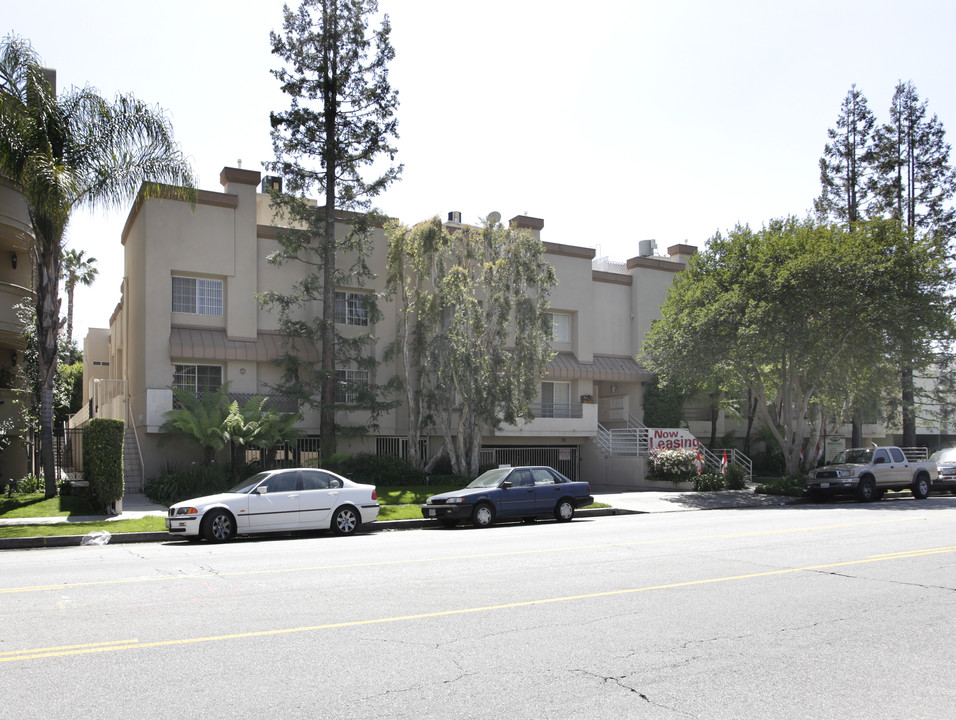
197;279;223;316
551;312;571;343
172;277;196;313
173;364;197;391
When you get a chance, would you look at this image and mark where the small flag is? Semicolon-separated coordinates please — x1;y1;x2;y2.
695;449;703;475
721;451;728;475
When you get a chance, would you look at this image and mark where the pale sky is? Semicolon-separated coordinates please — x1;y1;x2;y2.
6;0;956;344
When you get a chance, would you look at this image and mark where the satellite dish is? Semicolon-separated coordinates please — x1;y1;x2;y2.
488;211;501;224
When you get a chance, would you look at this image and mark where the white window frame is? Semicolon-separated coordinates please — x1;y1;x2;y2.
335;368;369;404
172;276;223;316
172;364;223;394
334;291;370;326
548;312;571;344
540;380;572;418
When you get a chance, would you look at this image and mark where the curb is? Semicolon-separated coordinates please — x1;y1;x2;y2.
0;507;641;550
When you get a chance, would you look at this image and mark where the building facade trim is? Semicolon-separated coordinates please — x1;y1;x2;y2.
170;327;320;363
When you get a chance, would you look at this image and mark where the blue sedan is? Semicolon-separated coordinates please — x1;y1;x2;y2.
421;466;593;528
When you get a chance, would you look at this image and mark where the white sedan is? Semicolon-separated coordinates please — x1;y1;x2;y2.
165;468;379;542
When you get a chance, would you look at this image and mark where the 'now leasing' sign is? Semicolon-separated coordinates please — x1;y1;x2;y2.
648;428;701;451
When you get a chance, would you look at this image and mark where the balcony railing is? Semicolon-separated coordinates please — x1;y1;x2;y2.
528;402;584;419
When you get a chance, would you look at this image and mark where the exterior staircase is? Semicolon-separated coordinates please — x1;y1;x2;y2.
592;415;753;479
123;428;144;495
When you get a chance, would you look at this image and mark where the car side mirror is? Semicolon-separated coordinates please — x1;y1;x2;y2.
255;485;268;494
500;481;513;489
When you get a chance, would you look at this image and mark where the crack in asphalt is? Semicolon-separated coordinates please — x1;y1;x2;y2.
808;568;955;592
578;669;696;717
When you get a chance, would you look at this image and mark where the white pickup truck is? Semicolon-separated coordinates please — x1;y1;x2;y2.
806;446;938;502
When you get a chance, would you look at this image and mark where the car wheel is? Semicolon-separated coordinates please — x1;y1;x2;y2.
440;519;458;529
912;474;930;500
202;510;235;542
331;506;360;535
471;502;495;528
855;478;876;503
554;499;575;522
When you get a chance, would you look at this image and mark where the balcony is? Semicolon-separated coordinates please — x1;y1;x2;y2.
494;402;598;437
0;282;32;339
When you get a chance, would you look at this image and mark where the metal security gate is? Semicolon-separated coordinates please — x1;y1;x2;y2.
479;446;579;481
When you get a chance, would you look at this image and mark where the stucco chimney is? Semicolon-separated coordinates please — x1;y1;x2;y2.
510;215;544;240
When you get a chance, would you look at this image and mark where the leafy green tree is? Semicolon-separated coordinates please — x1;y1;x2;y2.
384;217;448;469
62;248;98;345
640;218;889;474
264;0;400;461
640;375;685;429
0;35;194;497
869;82;956;445
426;215;556;477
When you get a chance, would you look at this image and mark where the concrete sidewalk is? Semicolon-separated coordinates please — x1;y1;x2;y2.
0;489;795;549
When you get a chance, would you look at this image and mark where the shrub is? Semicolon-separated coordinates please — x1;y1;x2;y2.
724;463;748;490
647;448;698;484
84;419;124;510
11;474;40;494
144;464;233;506
754;475;807;497
694;473;726;491
324;453;427;486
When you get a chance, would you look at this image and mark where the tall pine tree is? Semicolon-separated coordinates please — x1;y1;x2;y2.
815;84;876;228
264;0;401;459
869;81;956;446
815;85;879;446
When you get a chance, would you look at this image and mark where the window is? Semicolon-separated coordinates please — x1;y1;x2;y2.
334;291;370;326
540;381;571;418
335;369;369;404
173;364;222;394
172;276;223;316
548;312;571;343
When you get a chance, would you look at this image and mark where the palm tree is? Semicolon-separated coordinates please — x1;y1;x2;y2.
0;35;195;497
62;248;98;345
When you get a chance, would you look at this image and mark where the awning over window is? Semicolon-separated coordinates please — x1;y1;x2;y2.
546;352;649;382
169;328;320;363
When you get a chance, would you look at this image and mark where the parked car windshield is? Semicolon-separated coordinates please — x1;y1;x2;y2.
930;448;956;463
227;472;270;494
467;468;512;488
833;448;873;465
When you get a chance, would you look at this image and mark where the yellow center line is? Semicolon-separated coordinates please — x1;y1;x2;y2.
1;514;950;596
4;545;954;664
0;639;140;657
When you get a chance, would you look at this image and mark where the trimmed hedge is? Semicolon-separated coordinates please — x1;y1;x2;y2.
84;419;125;510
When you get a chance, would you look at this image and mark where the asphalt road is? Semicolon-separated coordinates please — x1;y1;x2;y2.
2;497;955;719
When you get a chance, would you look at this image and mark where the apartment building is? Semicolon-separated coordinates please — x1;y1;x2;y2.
0;177;35;482
77;167;695;490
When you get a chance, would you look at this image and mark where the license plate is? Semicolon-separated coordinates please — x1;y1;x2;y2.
425;509;435;517
819;483;829;488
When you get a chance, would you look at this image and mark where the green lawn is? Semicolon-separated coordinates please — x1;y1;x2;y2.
0;493;100;518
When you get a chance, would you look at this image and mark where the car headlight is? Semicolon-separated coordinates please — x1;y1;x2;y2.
445;497;465;504
176;507;199;515
836;470;856;478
